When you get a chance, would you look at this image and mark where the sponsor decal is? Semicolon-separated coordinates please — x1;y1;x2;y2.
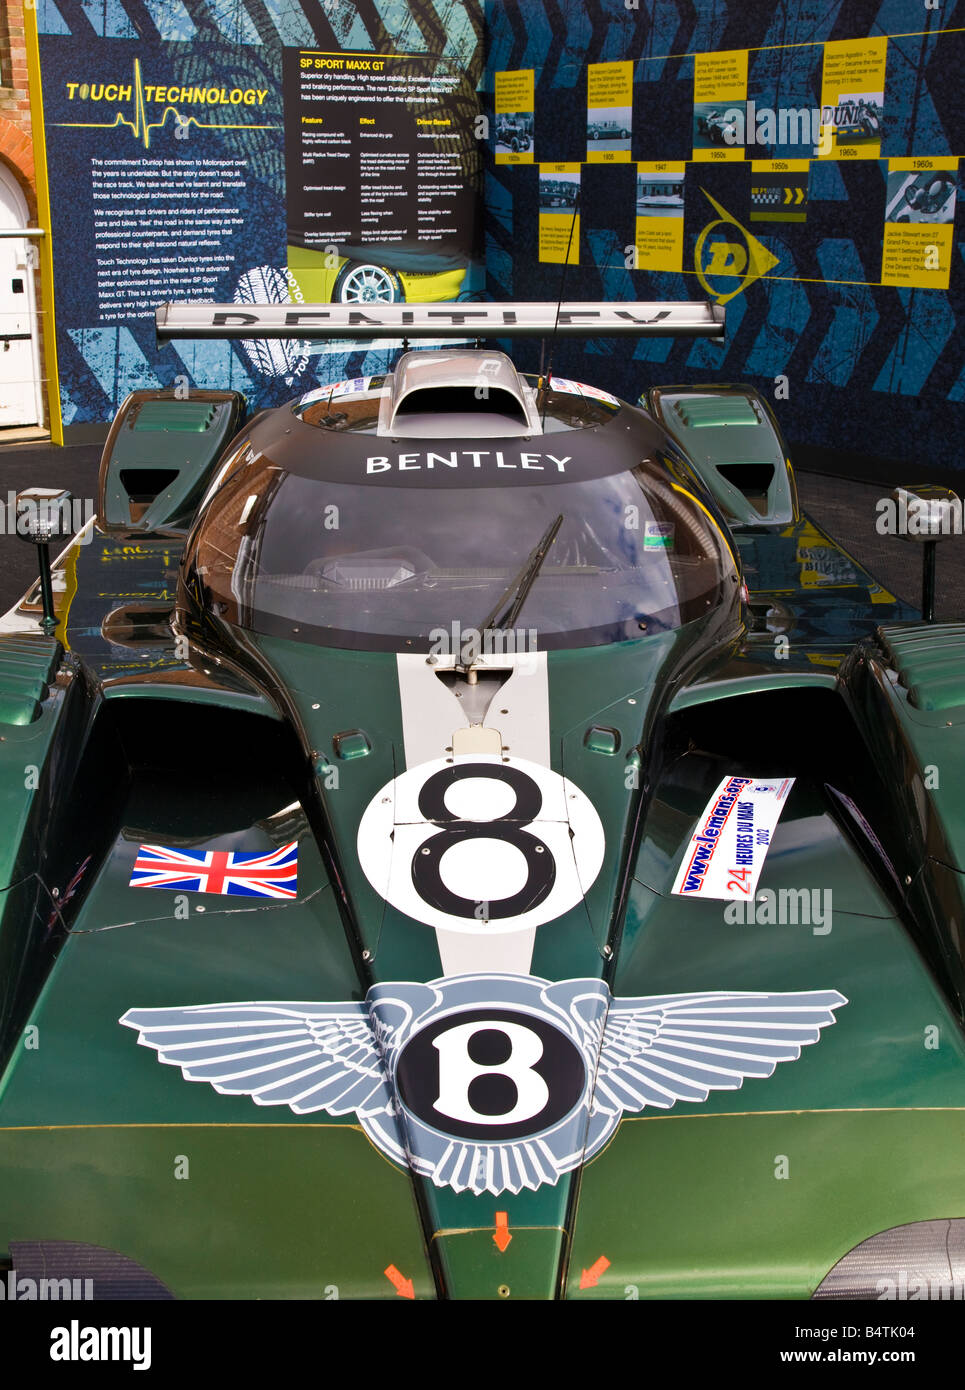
549;375;620;407
299;377;377;406
644;521;674;550
121;975;846;1196
356;755;605;935
130;843;297;899
672;776;793;900
548;375;585;396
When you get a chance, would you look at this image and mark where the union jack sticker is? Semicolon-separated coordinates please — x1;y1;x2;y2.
130;843;298;899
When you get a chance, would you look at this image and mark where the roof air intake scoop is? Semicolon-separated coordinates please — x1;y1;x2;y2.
378;351;540;439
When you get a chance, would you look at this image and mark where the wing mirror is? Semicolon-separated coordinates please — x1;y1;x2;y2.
890;485;961;623
15;488;73;632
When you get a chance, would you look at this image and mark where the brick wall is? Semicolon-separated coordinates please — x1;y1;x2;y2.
0;1;45;428
0;3;36;215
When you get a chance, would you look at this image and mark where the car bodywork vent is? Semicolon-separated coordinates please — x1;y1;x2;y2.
716;462;776;514
380;350;540;438
813;1220;965;1299
9;1241;175;1300
0;637;61;724
99;389;246;533
644;384;799;529
118;468;179;506
877;623;965;712
102;604;175;648
132;400;219;433
670;396;760;429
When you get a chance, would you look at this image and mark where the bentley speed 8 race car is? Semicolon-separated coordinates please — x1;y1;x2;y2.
0;300;963;1302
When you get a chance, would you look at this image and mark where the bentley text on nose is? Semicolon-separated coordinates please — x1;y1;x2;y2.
365;450;572;473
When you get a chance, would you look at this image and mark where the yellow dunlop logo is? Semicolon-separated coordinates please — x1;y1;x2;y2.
695;189;780;303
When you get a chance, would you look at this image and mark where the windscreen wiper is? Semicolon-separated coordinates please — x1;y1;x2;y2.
465;513;564;665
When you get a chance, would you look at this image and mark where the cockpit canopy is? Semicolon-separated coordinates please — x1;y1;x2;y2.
181;353;741;652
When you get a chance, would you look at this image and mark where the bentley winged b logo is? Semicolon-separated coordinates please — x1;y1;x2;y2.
122;976;847;1196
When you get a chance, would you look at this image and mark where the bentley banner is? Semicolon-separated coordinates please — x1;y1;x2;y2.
28;0;483;439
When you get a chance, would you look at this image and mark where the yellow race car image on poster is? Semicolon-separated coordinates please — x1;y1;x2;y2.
286;245;468;305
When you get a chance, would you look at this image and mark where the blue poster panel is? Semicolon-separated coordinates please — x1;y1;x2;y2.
34;0;483;433
484;0;964;472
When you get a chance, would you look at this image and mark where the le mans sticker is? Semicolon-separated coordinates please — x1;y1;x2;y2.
672;776;794;900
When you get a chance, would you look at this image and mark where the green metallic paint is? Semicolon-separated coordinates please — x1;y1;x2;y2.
0;636;61;726
0;652;97;1065
878;622;965;713
435;1226;565;1300
0;1124;433;1299
0;888;358;1127
0;678;69;892
425;1179;573;1254
869;627;965;871
619;894;965;1113
669;668;837;712
836;637;965;1015
566;1110;965;1299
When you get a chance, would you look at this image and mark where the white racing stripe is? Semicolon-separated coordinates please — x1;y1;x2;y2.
369;651;604;976
396;649;551;768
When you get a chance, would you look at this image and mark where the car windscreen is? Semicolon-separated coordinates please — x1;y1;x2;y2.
190;457;738;652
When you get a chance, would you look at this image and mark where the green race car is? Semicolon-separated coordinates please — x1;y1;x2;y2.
0;300;961;1302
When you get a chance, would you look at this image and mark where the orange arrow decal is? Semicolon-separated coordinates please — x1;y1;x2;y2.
494;1211;512;1252
579;1255;611;1290
384;1264;415;1299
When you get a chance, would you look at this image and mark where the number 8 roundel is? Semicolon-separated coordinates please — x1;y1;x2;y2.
357;754;606;936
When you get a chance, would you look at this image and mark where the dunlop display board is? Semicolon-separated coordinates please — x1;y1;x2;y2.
882;158;958;290
538;163;580;264
487;4;963;473
818;37;887;161
587;61;633;165
635;162;686;273
282;47;478;301
494;69;534;165
692;49;747;163
28;0;483;437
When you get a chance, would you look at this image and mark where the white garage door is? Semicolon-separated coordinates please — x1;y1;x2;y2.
0;164;42;429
